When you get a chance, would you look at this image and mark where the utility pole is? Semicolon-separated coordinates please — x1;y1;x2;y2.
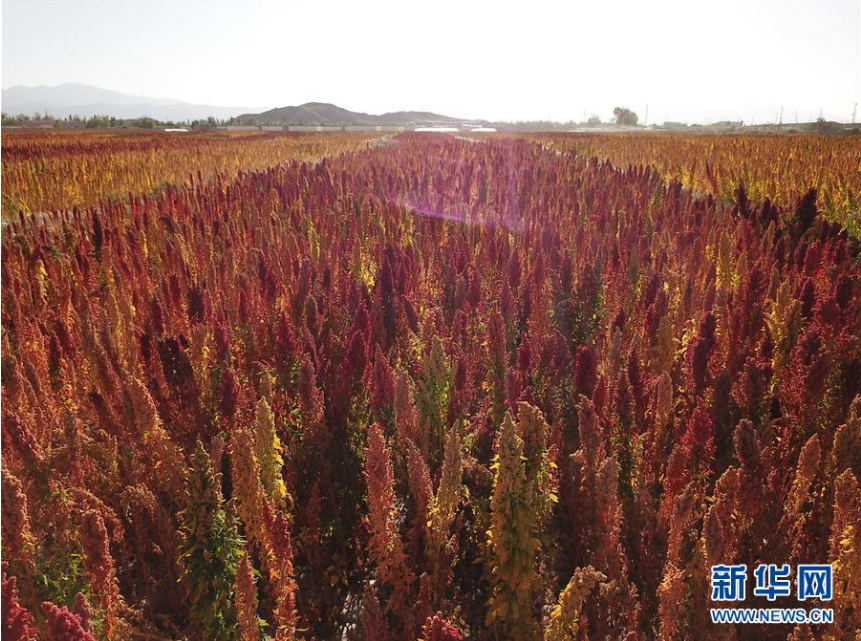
779;106;783;125
819;107;823;121
853;103;858;124
644;104;649;127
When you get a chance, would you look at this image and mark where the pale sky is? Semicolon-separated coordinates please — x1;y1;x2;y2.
2;0;860;124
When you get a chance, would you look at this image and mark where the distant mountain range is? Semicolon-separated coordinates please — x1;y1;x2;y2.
0;84;473;127
1;83;257;121
238;102;472;126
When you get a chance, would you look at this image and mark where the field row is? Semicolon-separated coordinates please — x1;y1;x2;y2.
529;133;861;237
1;130;382;216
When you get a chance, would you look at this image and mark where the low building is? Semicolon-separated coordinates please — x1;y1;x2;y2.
22;119;55;129
287;125;345;132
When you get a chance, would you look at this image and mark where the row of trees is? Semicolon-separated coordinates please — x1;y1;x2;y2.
1;110;641;129
498;107;639;129
0;112;227;129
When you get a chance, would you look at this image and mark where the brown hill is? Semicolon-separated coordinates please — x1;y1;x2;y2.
237;102;469;126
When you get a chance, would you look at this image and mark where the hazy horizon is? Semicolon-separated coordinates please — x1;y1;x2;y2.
2;0;860;124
